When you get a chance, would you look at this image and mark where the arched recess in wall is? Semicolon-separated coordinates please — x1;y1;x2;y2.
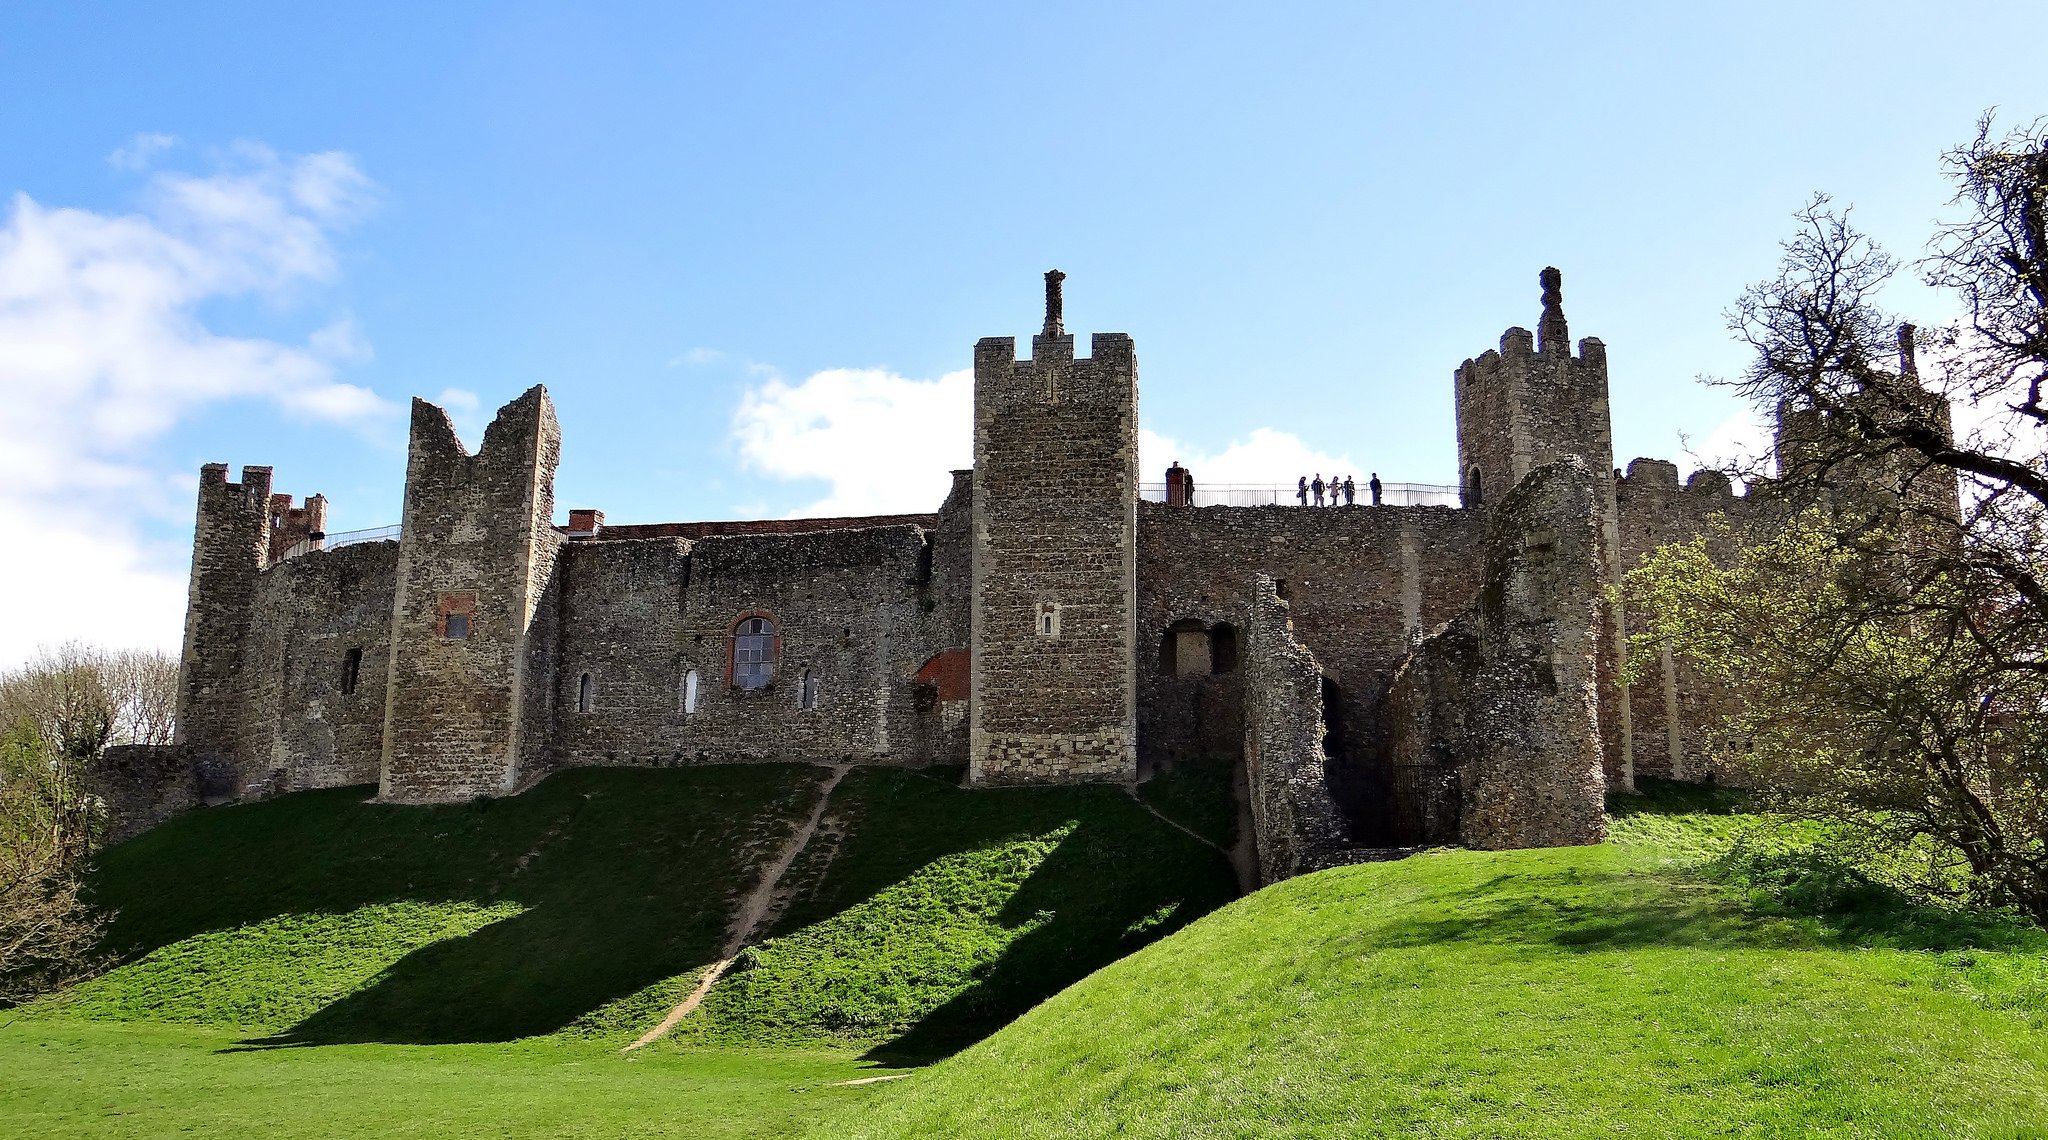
577;672;595;713
1466;466;1484;507
800;670;819;710
682;668;700;715
1209;623;1239;674
730;613;779;690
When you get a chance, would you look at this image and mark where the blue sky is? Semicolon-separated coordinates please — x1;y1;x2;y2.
2;1;2045;664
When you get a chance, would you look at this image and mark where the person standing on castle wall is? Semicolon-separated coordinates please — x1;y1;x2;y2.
1297;476;1308;506
1343;476;1356;506
1312;474;1325;506
1369;472;1382;505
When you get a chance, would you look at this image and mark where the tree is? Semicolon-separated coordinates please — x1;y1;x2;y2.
1626;113;2048;920
0;719;107;1005
0;642;174;1004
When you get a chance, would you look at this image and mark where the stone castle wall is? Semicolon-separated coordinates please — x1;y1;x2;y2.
123;268;1937;872
1385;458;1609;850
969;330;1139;784
234;540;397;795
549;523;956;769
1135;501;1484;828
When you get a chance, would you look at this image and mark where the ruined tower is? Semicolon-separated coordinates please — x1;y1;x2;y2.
968;271;1140;784
1453;268;1635;786
378;387;564;801
171;463;276;790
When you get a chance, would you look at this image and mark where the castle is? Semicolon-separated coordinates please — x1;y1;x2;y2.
101;269;1834;883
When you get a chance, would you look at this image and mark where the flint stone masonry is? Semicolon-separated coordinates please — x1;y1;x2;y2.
1242;575;1352;884
120;268;1954;883
551;523;952;768
380;386;564;802
1136;501;1483;817
969;330;1139;785
1386;458;1609;849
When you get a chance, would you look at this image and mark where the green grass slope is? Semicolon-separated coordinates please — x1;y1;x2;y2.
7;762;1236;1137
43;761;1235;1052
832;785;2048;1138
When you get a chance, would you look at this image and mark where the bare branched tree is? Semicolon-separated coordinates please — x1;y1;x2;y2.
1627;112;2048;920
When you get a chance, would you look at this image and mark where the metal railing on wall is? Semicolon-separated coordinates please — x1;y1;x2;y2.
1138;482;1462;508
276;523;400;563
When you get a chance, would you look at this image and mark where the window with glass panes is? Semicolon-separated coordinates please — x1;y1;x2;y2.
732;617;776;689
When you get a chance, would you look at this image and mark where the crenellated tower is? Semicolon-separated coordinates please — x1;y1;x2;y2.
172;464;276;788
379;386;564;801
1454;268;1636;787
968;271;1140;784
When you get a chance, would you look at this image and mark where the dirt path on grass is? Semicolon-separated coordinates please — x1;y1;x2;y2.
625;764;849;1052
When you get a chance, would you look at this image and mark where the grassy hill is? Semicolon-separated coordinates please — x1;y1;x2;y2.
10;767;2048;1137
829;783;2048;1138
4;761;1237;1137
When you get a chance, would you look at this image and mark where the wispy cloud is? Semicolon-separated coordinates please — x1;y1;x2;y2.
106;132;175;171
0;144;387;665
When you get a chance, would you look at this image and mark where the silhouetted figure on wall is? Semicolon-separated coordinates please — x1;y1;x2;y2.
1343;476;1356;506
1296;476;1308;506
1311;474;1325;507
1369;472;1382;505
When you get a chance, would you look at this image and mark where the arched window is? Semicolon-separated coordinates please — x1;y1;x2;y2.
340;647;363;696
731;615;777;690
1467;466;1484;507
577;672;594;713
801;670;819;710
682;669;700;715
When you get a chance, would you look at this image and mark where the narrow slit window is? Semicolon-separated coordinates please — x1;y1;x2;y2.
683;669;700;715
341;647;363;695
1036;602;1061;638
578;672;594;713
801;670;819;710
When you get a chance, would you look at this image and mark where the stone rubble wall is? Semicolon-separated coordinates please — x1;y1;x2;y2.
233;540;398;795
1242;575;1351;884
172;464;274;783
1386;457;1609;851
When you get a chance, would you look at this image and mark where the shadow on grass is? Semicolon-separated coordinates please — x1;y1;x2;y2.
684;767;1240;1066
80;763;1238;1056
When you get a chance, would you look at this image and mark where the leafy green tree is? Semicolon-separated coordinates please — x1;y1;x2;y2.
1623;514;2048;918
1626;112;2048;920
0;718;106;1005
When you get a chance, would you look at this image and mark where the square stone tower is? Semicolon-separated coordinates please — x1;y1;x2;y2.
968;271;1140;784
1453;268;1635;786
378;387;564;801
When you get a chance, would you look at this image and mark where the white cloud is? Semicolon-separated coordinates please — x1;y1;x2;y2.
107;132;175;171
732;367;971;516
0;145;385;667
730;364;1381;516
1141;426;1367;494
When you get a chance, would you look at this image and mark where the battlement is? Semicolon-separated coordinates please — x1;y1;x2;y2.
1616;457;1750;504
